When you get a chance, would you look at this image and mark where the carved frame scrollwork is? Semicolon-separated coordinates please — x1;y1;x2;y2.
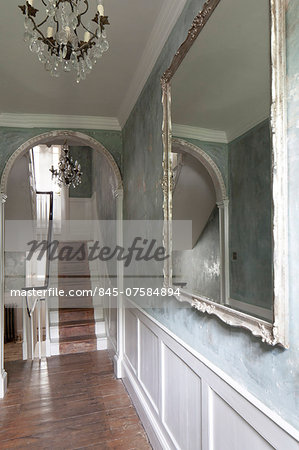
161;0;288;347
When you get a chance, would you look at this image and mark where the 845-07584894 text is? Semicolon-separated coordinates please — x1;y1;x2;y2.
95;287;181;297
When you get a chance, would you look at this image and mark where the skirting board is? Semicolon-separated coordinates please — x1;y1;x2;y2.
121;299;299;450
0;369;7;399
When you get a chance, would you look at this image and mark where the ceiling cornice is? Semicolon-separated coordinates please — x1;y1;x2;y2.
173;124;228;144
117;0;187;128
0;113;121;131
173;114;270;144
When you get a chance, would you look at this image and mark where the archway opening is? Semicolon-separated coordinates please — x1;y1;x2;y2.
171;138;228;304
1;131;123;393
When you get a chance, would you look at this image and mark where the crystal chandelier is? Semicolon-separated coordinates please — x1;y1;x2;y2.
19;0;110;83
49;143;83;188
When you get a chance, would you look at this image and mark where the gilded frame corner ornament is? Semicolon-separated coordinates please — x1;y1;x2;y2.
161;0;288;347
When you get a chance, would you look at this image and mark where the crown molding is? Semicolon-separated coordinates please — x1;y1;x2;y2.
173;123;228;144
0;113;121;131
117;0;187;128
173;115;270;145
226;113;269;142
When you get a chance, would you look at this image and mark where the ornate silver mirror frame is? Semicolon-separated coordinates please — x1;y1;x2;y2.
161;0;288;347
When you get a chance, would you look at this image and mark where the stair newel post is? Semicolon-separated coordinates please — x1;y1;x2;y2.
45;296;51;357
38;299;42;360
0;193;7;397
22;297;29;360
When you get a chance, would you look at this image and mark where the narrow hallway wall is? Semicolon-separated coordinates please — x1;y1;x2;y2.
122;0;299;431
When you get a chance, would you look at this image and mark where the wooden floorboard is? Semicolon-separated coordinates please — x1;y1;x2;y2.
1;351;151;449
4;342;23;363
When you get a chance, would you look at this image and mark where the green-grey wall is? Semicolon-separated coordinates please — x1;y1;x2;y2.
92;149;117;221
69;146;92;198
229;120;272;309
92;149;117;283
122;0;299;431
4;252;26;292
172;207;220;301
177;138;228;188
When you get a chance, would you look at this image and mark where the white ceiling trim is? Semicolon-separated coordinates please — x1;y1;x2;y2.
173;114;270;144
173;124;228;144
226;113;270;142
117;0;187;128
0;113;121;131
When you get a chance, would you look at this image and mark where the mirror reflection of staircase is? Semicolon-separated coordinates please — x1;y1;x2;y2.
49;241;107;355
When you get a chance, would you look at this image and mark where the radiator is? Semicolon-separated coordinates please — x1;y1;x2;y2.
4;305;16;343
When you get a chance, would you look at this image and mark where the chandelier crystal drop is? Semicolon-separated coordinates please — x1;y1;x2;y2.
49;143;83;188
19;0;110;83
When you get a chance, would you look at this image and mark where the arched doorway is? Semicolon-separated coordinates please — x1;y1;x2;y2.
171;138;229;305
0;130;124;397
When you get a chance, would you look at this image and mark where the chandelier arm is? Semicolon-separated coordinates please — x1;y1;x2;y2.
80;21;98;40
37;15;49;28
28;16;58;50
77;0;89;27
40;0;47;6
54;16;59;33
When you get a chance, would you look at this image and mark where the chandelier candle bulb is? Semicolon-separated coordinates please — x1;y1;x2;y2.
84;31;91;42
47;27;54;38
97;5;104;16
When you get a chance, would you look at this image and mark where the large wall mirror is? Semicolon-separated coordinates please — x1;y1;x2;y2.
161;0;288;347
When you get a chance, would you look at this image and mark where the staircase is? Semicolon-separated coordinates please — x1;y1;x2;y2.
49;241;107;355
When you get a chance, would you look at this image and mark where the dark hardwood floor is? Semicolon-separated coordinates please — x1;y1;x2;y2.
0;351;151;449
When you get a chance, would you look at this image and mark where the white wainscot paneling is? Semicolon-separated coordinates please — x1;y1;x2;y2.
125;308;138;373
139;322;159;411
210;391;273;450
121;299;299;450
108;296;117;349
163;345;202;450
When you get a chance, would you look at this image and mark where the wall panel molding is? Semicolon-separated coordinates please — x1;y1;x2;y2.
122;299;299;449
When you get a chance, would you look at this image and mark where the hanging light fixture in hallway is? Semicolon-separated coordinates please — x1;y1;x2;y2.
49;142;82;188
18;0;110;83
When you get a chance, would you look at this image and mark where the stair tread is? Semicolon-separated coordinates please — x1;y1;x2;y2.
56;308;94;312
56;334;99;343
56;319;95;327
51;318;104;327
50;307;103;312
51;332;106;343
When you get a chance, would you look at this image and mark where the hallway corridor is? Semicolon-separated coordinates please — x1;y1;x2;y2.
0;351;150;449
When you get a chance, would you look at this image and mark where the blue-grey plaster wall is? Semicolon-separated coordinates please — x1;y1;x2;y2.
92;148;117;221
177;138;228;189
4;252;26;292
229;120;272;309
69;146;92;198
0;127;122;183
92;149;117;283
172;207;220;301
122;0;299;430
